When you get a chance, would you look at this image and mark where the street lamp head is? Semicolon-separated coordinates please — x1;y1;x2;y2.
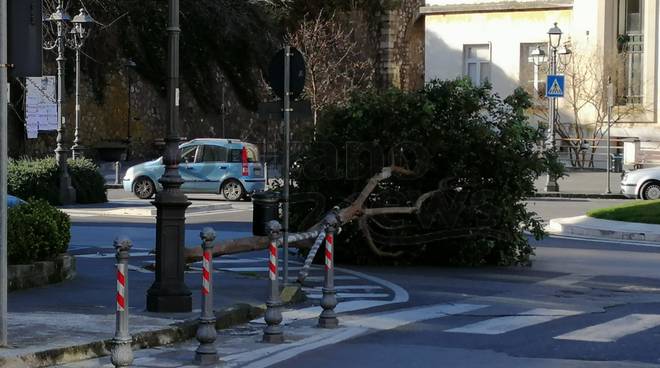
530;46;547;66
72;8;95;38
548;22;563;49
47;5;71;23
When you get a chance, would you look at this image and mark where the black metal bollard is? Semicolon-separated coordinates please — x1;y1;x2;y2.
263;220;284;343
111;237;134;367
195;227;218;365
318;224;339;328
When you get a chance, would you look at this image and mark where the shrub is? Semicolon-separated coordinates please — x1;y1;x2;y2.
8;157;107;205
291;79;555;266
68;158;108;204
7;199;71;265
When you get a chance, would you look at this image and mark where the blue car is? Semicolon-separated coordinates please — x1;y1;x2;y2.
123;139;265;201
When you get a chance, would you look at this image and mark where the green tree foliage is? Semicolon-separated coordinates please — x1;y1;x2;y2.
8;157;107;205
291;80;553;266
65;0;282;110
7;199;71;265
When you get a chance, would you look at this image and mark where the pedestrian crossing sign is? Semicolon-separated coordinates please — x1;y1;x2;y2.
546;75;565;98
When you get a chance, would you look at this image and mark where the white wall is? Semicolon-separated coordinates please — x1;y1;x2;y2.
425;10;573;97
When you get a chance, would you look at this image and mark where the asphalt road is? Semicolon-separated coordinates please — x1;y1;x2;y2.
60;191;660;367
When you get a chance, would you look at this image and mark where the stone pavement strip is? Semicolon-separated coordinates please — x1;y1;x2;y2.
547;215;660;243
0;258;302;368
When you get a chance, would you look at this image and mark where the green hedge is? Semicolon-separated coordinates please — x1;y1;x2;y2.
7;199;71;265
8;157;107;205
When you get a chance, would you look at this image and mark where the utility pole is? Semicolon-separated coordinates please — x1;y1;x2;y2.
282;45;291;285
0;0;9;347
606;77;613;194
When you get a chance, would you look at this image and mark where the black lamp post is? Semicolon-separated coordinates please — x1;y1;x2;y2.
146;0;192;312
70;8;95;159
530;22;572;193
124;59;136;160
43;2;77;205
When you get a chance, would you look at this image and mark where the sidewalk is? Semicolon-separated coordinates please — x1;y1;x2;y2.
547;215;660;243
0;251;300;367
534;171;626;198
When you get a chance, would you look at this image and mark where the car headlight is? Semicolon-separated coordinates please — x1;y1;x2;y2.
622;173;628;183
124;167;135;181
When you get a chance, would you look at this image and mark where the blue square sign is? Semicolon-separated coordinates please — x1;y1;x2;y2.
546;75;565;98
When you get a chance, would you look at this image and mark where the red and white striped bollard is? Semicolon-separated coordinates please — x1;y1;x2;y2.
319;224;338;328
195;228;218;365
111;237;133;367
263;220;284;343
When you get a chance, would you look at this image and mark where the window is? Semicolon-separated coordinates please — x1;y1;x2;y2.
229;147;259;163
520;43;548;97
616;0;644;104
464;44;491;86
181;145;199;163
201;145;228;162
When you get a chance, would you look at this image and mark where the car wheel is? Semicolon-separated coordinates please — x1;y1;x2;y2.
134;177;155;199
221;179;244;201
642;181;660;200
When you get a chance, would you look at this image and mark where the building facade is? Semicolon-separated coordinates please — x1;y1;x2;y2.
420;0;659;144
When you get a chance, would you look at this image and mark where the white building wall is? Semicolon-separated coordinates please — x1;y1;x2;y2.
425;9;573;97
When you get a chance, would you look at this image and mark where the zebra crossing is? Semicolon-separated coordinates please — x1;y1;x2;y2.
190;254;395;303
441;304;660;343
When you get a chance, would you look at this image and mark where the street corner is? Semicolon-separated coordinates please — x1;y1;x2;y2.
547;215;660;244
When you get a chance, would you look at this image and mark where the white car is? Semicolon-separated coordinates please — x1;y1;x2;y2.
621;167;660;200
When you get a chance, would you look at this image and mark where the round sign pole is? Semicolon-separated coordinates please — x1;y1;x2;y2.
282;45;291;286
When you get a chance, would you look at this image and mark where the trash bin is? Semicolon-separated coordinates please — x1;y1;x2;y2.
252;191;280;236
611;153;623;173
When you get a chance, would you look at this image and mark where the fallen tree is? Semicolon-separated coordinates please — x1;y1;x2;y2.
184;166;413;263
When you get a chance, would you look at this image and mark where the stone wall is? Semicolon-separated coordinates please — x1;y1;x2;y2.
9;61;266;161
378;0;426;91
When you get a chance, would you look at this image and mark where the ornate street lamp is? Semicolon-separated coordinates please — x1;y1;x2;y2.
43;2;76;204
70;8;95;159
530;23;572;193
146;0;192;312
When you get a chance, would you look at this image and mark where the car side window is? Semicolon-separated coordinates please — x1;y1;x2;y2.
201;145;228;162
181;146;198;163
228;149;242;163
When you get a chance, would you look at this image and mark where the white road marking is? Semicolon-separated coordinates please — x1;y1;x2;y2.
252;267;409;325
554;314;660;342
76;252;152;259
300;275;359;282
305;292;390;299
218;266;303;272
446;308;581;335
190;258;267;265
232;303;487;368
302;285;383;291
335;266;409;304
127;264;153;274
539;274;592;288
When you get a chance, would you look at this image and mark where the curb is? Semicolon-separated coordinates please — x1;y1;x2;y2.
531;192;628;199
0;303;265;368
547;216;660;243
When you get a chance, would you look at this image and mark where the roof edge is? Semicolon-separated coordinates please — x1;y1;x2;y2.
420;1;573;16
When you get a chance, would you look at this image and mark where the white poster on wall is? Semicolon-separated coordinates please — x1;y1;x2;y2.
25;76;58;138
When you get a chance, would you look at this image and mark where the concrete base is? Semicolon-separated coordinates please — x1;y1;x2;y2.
262;331;285;344
194;352;219;366
146;293;192;313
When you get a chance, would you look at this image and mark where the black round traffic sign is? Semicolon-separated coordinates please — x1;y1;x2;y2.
267;47;306;100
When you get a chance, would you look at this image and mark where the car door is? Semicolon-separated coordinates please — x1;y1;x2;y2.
194;144;229;193
179;145;203;192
